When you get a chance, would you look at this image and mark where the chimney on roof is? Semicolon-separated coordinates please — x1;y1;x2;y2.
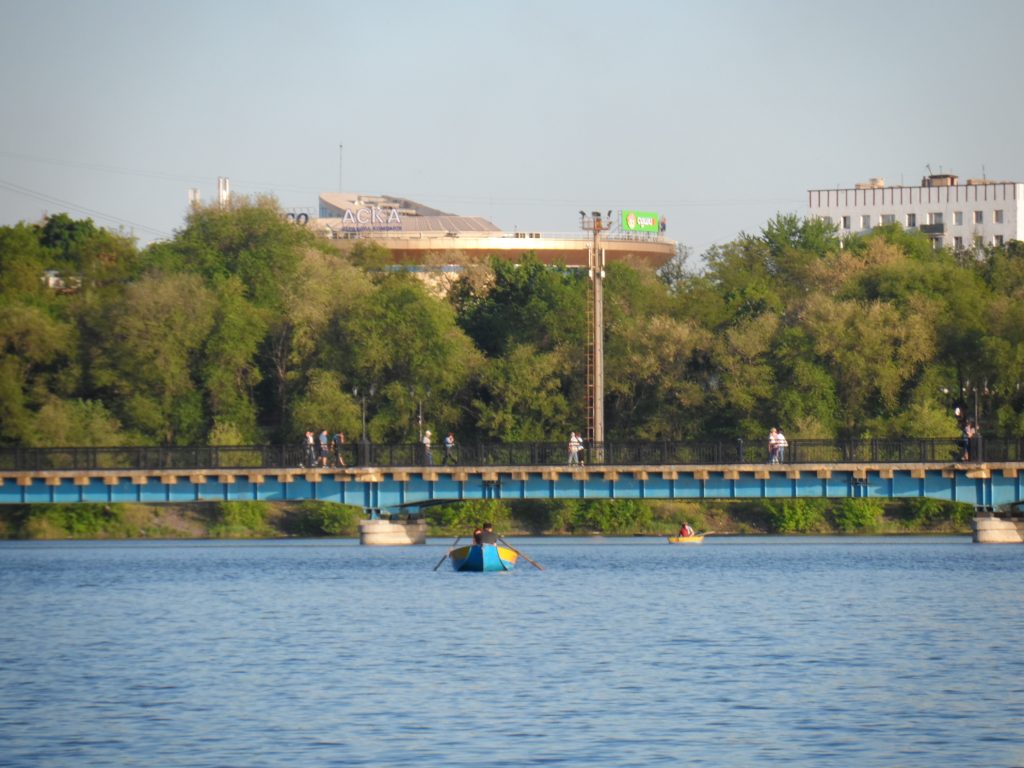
922;173;958;188
855;177;885;189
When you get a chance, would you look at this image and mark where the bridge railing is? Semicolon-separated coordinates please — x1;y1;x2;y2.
1;438;1023;472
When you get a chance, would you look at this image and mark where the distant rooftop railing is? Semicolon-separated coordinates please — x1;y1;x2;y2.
327;229;671;243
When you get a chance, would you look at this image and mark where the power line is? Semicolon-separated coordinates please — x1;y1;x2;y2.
0;151;802;210
0;177;171;238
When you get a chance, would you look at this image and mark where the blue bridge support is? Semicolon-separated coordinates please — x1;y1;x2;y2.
3;462;1023;543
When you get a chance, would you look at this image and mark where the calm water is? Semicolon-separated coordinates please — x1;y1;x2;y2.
1;536;1022;767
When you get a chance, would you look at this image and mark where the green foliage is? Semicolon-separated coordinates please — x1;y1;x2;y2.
285;501;362;536
210;501;273;538
18;504;136;539
552;499;655;535
290;369;361;437
2;202;1023;451
473;345;571;440
37;213;98;255
201;276;266;441
765;499;828;534
90;272;216;444
454;253;586;358
345;240;392;269
145;197;323;309
901;498;973;530
426;499;512;535
28;398;127;447
830;498;884;533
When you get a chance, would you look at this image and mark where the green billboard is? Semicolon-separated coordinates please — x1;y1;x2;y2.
621;210;660;232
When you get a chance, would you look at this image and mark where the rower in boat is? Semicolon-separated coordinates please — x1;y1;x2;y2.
473;522;498;545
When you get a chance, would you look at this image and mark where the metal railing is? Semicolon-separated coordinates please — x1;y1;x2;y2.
1;437;1022;472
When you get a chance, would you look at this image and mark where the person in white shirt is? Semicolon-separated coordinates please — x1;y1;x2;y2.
422;430;433;465
568;431;582;465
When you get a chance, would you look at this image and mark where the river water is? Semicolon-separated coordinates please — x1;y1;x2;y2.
0;536;1021;767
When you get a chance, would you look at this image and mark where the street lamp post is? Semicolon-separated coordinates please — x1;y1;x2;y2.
408;387;429;441
354;385;374;465
952;379;989;461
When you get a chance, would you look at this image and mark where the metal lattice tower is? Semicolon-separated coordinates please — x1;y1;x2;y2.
580;211;607;448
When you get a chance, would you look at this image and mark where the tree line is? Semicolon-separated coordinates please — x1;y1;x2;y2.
2;198;1022;450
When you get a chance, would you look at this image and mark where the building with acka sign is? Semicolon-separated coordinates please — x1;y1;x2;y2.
308;192;677;269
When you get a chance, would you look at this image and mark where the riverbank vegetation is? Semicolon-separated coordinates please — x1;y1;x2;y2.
0;497;973;540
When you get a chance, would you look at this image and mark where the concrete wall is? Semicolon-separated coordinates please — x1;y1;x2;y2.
973;515;1024;544
359;518;428;546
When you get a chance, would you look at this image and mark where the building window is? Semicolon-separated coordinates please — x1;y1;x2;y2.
821;216;833;226
861;214;871;229
954;211;963;226
954;236;963;249
995;235;1004;246
974;210;983;224
928;212;943;225
974;235;984;248
881;214;895;225
841;215;851;230
994;209;1004;224
931;237;942;250
906;213;917;228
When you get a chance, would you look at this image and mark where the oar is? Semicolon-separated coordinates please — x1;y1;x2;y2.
497;535;544;571
433;536;461;571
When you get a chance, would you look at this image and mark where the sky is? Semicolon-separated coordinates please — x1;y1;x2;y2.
1;0;1022;258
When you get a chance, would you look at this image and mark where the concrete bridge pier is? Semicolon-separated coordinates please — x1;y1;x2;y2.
973;507;1024;543
358;515;428;546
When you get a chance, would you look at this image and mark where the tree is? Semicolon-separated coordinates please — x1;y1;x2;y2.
90;273;216;444
328;273;482;441
453;253;586;358
603;262;709;439
145;196;327;311
472;344;570;441
799;295;935;436
201;276;266;441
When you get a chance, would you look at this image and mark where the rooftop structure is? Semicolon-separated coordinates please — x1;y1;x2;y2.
318;193;501;235
808;174;1023;250
309;193;677;269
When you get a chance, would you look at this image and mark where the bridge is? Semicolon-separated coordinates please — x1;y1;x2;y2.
2;438;1023;543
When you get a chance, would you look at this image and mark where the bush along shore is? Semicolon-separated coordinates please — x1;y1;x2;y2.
0;497;973;540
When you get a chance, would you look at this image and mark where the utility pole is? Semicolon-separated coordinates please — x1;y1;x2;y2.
579;210;610;451
338;144;343;192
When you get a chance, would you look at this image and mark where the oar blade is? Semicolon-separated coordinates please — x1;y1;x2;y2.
497;536;544;571
432;535;461;571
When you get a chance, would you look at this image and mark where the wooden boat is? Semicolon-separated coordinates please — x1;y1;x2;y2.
449;543;519;572
666;534;705;544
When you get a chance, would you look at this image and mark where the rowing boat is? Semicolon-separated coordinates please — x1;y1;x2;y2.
449;543;519;572
666;534;705;544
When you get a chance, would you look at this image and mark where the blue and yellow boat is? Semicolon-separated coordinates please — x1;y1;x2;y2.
449;543;519;572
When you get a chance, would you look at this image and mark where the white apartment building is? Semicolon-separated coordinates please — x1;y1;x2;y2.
808;174;1023;250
